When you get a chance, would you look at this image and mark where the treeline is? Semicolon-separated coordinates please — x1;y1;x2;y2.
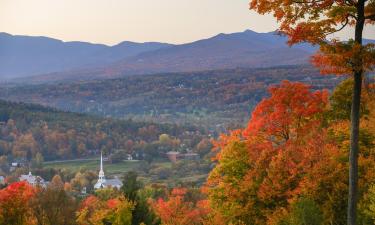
0;172;161;225
0;170;210;225
0;100;209;164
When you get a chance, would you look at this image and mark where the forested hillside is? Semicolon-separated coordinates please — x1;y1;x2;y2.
0;100;208;162
1;66;342;129
1;79;374;225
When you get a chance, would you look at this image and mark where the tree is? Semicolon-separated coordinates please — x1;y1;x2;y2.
105;197;134;225
121;172;158;225
30;186;77;225
206;82;357;224
0;181;36;225
249;0;375;223
31;152;44;169
49;175;64;190
121;171;141;202
205;131;252;224
285;198;324;225
195;138;212;157
76;195;133;225
243;81;328;142
151;188;209;225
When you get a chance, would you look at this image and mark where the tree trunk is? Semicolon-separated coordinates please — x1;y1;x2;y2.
348;71;362;225
348;1;365;224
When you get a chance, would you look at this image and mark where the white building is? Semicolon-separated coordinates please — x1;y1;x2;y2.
94;152;123;189
19;172;47;187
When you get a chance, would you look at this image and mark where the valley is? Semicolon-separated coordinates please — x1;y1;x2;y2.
0;65;342;130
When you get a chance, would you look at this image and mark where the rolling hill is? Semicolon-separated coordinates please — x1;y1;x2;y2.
0;66;342;129
0;99;206;161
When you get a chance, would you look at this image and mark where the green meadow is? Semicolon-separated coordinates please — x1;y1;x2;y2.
44;159;143;176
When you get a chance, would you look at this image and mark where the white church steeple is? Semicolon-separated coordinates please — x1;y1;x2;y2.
98;152;105;181
94;152;106;189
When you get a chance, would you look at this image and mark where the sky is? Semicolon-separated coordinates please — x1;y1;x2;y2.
1;0;374;45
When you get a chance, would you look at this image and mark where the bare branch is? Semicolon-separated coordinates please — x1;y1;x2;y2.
366;14;375;21
325;16;350;35
344;0;357;6
292;0;325;3
349;13;358;20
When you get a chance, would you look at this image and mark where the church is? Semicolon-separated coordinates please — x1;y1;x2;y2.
94;152;123;189
19;171;47;187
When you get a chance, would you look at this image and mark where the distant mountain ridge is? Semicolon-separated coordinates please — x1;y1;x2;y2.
105;30;315;75
1;30;374;83
0;32;173;78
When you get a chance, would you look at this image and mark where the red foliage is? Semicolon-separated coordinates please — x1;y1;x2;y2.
206;81;349;224
152;188;210;225
0;181;36;224
244;80;328;142
79;195;101;211
107;198;120;209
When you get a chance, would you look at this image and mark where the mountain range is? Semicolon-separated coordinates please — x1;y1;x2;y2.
0;32;172;79
1;30;373;83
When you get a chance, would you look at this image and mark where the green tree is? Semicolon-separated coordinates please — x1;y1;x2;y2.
285;198;323;225
31;152;44;169
121;172;158;225
121;171;141;202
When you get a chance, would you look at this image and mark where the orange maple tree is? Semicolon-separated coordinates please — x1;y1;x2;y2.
207;82;333;223
244;80;329;142
151;188;210;225
206;81;375;224
249;0;375;223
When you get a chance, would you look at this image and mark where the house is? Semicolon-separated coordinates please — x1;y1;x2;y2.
166;151;181;163
166;151;200;163
125;154;133;161
10;161;25;172
94;153;123;189
19;172;47;187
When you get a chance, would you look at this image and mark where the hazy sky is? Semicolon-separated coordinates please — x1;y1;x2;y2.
1;0;374;45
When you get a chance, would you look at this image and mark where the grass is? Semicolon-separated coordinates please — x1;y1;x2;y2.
44;159;142;176
44;158;207;185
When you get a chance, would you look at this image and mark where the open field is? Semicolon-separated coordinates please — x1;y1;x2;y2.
43;158;208;185
44;158;144;176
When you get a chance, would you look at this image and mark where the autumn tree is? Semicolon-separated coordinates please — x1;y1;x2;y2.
50;175;64;190
76;195;133;225
206;81;375;223
0;181;36;225
30;185;77;225
249;0;375;223
151;188;210;225
206;82;348;224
